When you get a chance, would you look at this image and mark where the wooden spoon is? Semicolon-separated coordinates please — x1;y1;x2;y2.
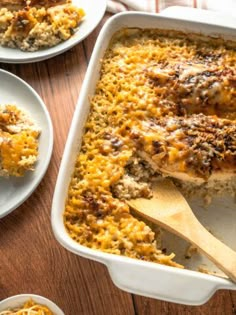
127;179;236;282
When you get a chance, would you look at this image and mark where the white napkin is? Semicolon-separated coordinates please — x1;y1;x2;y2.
107;0;156;13
107;0;236;15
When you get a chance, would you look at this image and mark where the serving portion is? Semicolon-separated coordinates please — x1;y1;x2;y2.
0;299;53;315
0;0;107;63
63;28;236;270
0;0;85;51
0;104;41;177
0;294;64;315
0;69;53;218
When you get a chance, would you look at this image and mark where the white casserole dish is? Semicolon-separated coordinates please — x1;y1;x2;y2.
51;10;236;305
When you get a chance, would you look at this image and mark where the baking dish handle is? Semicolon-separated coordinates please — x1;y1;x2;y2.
106;260;235;305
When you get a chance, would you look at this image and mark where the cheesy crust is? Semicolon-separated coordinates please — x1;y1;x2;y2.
133;114;236;182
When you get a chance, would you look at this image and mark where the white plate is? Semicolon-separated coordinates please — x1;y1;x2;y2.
0;69;53;218
0;294;64;315
0;0;107;64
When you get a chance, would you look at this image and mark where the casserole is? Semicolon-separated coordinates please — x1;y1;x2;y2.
51;11;236;305
0;0;107;63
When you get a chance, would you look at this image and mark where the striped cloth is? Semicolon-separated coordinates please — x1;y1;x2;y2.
107;0;236;14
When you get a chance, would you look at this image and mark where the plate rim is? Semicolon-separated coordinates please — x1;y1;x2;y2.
0;69;54;218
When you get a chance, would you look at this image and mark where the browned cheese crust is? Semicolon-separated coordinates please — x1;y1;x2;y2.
131;114;236;181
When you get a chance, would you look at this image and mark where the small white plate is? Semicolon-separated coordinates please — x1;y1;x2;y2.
0;69;53;218
0;0;107;64
0;294;65;314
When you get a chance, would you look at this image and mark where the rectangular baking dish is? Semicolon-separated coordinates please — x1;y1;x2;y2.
51;10;236;305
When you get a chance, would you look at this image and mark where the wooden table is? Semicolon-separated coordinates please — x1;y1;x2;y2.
1;14;236;315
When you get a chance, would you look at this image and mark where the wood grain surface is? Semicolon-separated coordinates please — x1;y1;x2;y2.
0;14;236;315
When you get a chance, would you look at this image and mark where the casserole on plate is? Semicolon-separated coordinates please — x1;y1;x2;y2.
0;69;53;218
51;11;236;305
0;0;107;63
0;294;64;315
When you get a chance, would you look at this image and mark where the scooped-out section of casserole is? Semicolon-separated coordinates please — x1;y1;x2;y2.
64;29;236;269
